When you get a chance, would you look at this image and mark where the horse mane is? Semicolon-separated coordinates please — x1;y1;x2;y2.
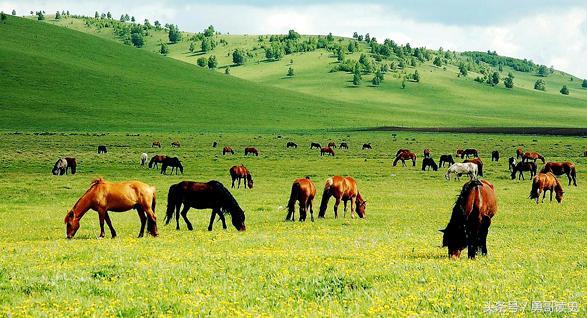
70;177;104;212
450;179;483;223
207;181;243;216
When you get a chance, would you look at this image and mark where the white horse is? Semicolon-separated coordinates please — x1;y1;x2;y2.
445;162;478;181
52;158;68;175
140;153;148;167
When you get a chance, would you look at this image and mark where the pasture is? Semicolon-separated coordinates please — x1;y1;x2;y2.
0;131;585;317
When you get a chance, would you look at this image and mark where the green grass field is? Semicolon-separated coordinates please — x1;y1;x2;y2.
0;132;585;317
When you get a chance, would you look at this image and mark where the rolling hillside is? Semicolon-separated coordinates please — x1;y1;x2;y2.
1;15;586;132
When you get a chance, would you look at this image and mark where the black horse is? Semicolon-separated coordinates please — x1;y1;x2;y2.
339;142;349;149
287;141;298;148
421;158;438;171
491;151;500;162
165;181;246;231
161;157;184;175
97;145;107;154
508;157;516;172
511;161;537;180
439;155;455;167
212;141;218;148
310;142;321;149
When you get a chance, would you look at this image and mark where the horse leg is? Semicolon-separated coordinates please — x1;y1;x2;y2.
549;187;553;202
231;177;235;188
480;218;491;256
208;210;217;231
180;205;193;231
350;197;356;219
98;209;106;238
104;212;117;238
136;208;147;238
542;189;547;203
238;177;241;189
216;208;227;230
343;200;348;218
333;197;341;219
309;201;315;222
144;206;158;237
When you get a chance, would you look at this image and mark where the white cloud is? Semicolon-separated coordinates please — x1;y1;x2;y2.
2;1;586;77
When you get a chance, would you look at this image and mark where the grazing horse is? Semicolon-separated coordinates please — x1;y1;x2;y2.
286;177;316;222
52;158;68;175
339;142;349;149
457;148;478;159
440;179;497;259
584;150;587;157
522;152;545;163
148;155;167;169
161;157;183;175
421;157;438;171
423;148;431;158
508;157;517;172
140;153;148;166
511;161;537;180
541;162;577;186
65;157;77;175
395;149;410;157
212;141;218;148
229;165;253;189
516;147;524;159
152;141;161;148
171;141;180;148
244;147;259;156
393;151;416;167
362;143;372;150
328;142;337;148
464;158;484;177
320;147;335;156
318;176;366;219
445;163;478;181
97;145;107;154
491;151;499;162
310;142;321;149
165;181;246;231
286;141;298;148
439;155;455;167
530;172;564;203
223;146;234;155
64;178;158;239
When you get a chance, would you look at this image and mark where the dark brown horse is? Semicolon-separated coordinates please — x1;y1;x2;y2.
212;141;218;148
530;172;564;203
286;177;316;222
97;145;107;154
464;158;483;177
161;157;183;175
229;165;253;189
511;161;537;180
457;148;478;159
440;179;497;259
165;181;246;231
339;142;348;149
148;155;167;169
393;151;416;167
541;162;577;186
439;155;455;167
516;147;524;159
310;142;321;149
286;141;298;148
244;147;259;156
395;149;410;157
328;142;337;148
522;152;545;163
152;141;161;148
320;147;335;156
423;148;431;158
421;157;438;171
171;141;181;148
223;146;234;155
65;157;77;175
64;178;158;239
362;143;372;150
318;176;366;219
491;151;499;162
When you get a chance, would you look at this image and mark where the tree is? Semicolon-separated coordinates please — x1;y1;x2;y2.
504;73;514;89
159;43;169;55
372;75;381;86
353;63;362;86
168;25;182;43
196;57;208;67
55;11;61;19
537;65;550;77
560;85;569;95
412;70;420;82
582;79;587;88
232;49;246;65
208;55;218;69
490;71;500;86
458;63;468;77
11;9;16;16
326;32;334;42
401;80;406;89
120;15;125;22
131;16;135;22
433;56;442;67
131;32;145;48
225;67;231;75
287;67;294;77
189;42;197;53
36;11;45;20
337;48;345;62
94;11;99;19
201;37;216;52
534;79;546;91
154;20;161;30
107;12;112;19
0;11;6;21
364;33;370;42
204;25;215;37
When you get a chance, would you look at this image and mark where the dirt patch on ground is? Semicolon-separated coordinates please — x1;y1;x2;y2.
360;127;587;136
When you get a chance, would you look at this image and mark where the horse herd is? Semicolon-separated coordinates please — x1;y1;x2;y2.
57;141;581;259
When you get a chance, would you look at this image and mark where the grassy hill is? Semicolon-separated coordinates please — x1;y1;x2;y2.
1;15;586;132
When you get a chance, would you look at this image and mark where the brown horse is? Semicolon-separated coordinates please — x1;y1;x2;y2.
541;162;577;186
463;158;483;177
362;143;372;150
244;147;259;156
516;147;524;159
318;176;366;219
148;155;167;169
223;146;234;155
440;179;497;259
339;142;348;149
423;148;431;158
320;147;335;156
65;157;77;175
171;141;181;148
522;152;545;163
229;165;253;189
530;172;564;203
393;151;416;167
286;177;316;222
152;141;161;148
64;178;158;239
328;142;337;148
457;148;478;158
511;161;537;180
165;181;246;231
395;149;410;157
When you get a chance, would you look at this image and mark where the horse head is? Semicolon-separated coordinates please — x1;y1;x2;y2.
64;210;80;239
356;195;367;218
246;173;254;189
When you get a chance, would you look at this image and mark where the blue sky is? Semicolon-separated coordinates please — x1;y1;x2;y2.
2;0;587;77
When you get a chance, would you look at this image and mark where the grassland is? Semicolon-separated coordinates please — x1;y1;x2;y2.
0;131;585;317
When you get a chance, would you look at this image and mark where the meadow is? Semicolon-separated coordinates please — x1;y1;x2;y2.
0;131;585;317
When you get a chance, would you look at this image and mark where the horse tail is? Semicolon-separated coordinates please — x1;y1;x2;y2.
318;178;333;218
165;184;178;225
477;162;483;177
148;188;158;236
287;181;300;220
